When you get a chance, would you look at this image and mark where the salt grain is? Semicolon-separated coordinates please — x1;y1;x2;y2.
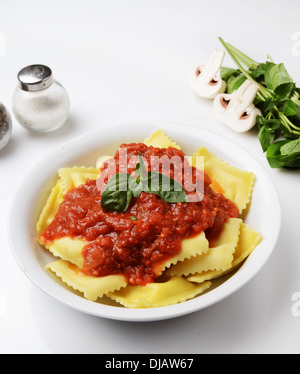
0;104;12;150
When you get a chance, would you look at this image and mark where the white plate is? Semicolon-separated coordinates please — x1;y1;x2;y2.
8;122;281;321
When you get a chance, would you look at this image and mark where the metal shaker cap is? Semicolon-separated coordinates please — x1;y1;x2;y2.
17;64;54;92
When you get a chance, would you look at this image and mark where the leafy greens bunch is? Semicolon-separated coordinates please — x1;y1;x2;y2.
101;152;188;213
219;37;300;169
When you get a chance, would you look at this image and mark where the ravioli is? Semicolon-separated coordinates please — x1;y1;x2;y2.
36;129;262;308
167;218;242;277
191;147;255;214
40;237;87;269
46;260;127;301
58;166;100;194
36;179;65;235
186;222;262;283
107;276;212;308
144;129;181;150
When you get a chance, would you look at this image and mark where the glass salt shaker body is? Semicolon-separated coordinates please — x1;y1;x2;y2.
0;103;12;150
12;64;69;133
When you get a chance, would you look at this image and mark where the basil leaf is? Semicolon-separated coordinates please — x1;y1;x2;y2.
128;173;148;198
147;171;188;203
101;173;133;212
220;67;239;81
135;152;147;180
279;100;300;121
128;152;148;198
275;82;295;100
266;140;300;169
226;74;247;94
265;62;293;91
258;126;275;152
280;138;300;156
101;153;189;213
278;100;298;117
250;63;266;80
262;97;278;114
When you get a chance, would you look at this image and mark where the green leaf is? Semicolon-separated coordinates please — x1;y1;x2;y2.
261;97;278;114
274;82;295;100
267;119;282;131
128;175;143;198
280;138;300;155
128;173;149;198
264;62;293;91
220;67;239;81
266;140;300;169
218;38;300;170
101;173;133;212
101;154;188;212
226;74;247;93
278;100;298;117
250;63;266;79
135;152;147;180
128;152;148;198
147;171;188;203
258;126;275;152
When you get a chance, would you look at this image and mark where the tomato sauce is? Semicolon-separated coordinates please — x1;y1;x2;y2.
39;143;239;285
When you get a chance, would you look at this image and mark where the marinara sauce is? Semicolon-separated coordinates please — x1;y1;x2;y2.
39;143;239;285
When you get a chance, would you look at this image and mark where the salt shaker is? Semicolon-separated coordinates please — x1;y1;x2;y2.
12;64;70;133
0;103;12;150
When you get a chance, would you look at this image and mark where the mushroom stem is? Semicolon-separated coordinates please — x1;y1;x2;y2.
213;79;261;132
189;49;226;99
199;49;225;84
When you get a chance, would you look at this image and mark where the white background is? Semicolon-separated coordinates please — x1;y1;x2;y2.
1;0;300;354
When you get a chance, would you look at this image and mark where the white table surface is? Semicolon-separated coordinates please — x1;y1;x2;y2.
1;0;299;354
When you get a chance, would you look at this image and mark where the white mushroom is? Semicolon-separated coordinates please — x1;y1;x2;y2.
213;79;261;132
96;155;112;169
189;49;226;99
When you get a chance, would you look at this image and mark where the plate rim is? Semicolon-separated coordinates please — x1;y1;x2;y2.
7;121;281;321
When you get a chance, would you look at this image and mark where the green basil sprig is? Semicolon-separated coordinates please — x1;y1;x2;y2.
101;172;133;213
101;152;188;213
219;37;300;169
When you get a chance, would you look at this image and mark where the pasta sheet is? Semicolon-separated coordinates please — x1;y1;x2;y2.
107;276;212;308
191;147;255;214
36;129;262;308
